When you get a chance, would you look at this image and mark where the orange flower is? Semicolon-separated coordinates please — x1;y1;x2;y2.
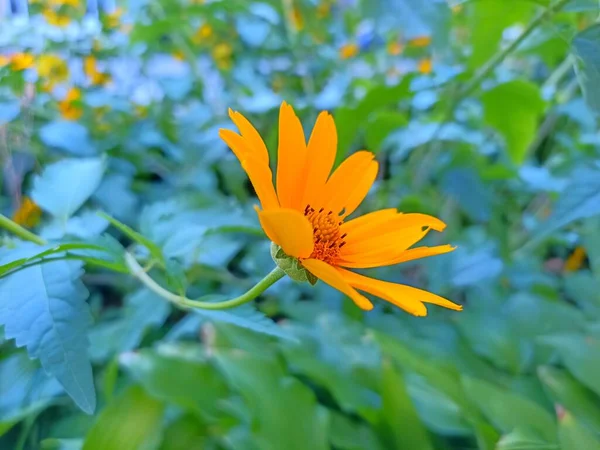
10;53;35;71
58;87;83;120
418;57;433;74
291;6;304;31
192;23;214;44
12;197;42;228
339;43;359;60
219;102;461;316
387;41;404;56
408;35;432;47
43;8;71;27
83;56;111;85
564;246;586;272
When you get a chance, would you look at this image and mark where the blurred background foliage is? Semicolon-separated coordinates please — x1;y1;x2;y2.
1;0;600;449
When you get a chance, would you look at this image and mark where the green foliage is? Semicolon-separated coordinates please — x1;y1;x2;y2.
2;0;600;448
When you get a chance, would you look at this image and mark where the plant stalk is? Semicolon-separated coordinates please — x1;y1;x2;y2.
125;252;285;310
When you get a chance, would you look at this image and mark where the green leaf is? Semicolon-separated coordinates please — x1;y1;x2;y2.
376;360;434;450
32;158;106;222
365;111;408;152
462;376;557;441
560;412;600;450
82;386;164;450
537;167;600;238
328;411;385;450
541;335;600;396
40;439;83;450
120;344;228;418
469;0;535;69
482;80;546;165
538;366;600;432
193;305;298;342
496;428;556;450
158;415;209;450
99;212;164;262
572;24;600;113
216;350;329;450
88;289;170;362
0;247;95;414
0;351;63;436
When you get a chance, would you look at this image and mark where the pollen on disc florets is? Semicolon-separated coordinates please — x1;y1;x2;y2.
304;204;347;264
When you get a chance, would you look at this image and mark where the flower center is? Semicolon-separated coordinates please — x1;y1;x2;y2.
304;204;347;264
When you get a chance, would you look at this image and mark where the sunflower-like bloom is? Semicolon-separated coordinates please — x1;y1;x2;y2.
219;102;462;316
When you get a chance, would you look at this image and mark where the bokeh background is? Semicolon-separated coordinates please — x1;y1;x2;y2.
2;0;600;449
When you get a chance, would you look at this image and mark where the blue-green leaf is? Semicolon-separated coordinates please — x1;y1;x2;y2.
572;24;600;113
0;246;95;414
32;158;106;222
39;121;95;155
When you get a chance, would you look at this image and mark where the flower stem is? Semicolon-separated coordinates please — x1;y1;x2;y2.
124;252;285;310
0;214;46;245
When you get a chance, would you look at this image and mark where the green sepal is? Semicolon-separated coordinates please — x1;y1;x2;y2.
270;243;318;285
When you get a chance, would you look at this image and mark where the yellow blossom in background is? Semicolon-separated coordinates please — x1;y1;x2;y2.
84;56;111;85
408;35;432;47
387;41;404;56
43;9;71;27
316;1;330;18
12;197;42;228
58;87;83;120
219;103;461;316
339;43;359;60
104;8;123;29
213;43;233;70
0;55;9;67
192;23;214;44
291;6;304;31
133;103;149;118
451;3;463;14
49;0;80;6
418;58;433;74
10;53;35;71
37;54;69;90
172;50;186;61
564;246;586;272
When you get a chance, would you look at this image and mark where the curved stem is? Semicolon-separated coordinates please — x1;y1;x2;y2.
125;252;285;310
0;213;46;245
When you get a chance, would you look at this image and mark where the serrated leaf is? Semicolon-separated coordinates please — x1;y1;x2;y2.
32;158;106;222
482;80;546;165
82;386;163;450
0;250;95;414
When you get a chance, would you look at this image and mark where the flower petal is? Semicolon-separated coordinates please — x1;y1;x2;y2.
338;268;462;316
340;225;431;257
340;208;397;235
337;244;456;269
300;111;338;208
344;213;446;244
320;151;377;217
276;101;307;210
220;129;279;210
228;108;269;165
256;207;314;258
301;259;373;310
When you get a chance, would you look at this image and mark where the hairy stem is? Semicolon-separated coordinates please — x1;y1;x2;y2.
0;213;46;245
125;252;285;310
